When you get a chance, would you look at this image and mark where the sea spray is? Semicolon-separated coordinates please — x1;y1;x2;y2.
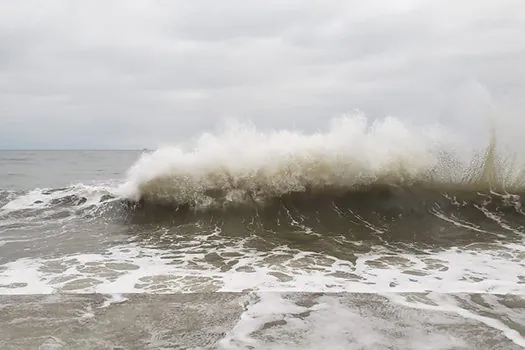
118;114;525;208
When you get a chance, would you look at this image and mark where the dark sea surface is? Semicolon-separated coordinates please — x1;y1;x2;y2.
0;147;524;349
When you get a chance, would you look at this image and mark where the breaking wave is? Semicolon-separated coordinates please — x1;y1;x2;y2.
118;114;525;209
2;114;525;245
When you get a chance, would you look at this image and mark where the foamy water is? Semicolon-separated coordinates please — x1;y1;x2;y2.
0;239;524;295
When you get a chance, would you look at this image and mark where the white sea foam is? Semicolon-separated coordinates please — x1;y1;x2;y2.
0;239;523;295
386;293;525;348
0;183;115;213
219;293;474;350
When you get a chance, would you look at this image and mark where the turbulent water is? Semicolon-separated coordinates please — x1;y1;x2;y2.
1;116;525;349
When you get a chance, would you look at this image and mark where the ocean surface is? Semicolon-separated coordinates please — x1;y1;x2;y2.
1;117;525;349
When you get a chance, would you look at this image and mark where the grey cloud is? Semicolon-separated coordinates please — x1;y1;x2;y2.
0;0;524;149
159;0;340;41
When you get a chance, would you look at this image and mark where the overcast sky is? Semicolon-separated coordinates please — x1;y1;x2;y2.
1;0;524;149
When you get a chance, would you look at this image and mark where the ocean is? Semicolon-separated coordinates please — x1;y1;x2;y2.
1;117;524;349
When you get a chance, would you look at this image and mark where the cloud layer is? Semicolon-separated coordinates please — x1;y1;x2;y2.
1;0;524;149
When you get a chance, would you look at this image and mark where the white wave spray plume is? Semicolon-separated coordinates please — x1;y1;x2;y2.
117;113;524;207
